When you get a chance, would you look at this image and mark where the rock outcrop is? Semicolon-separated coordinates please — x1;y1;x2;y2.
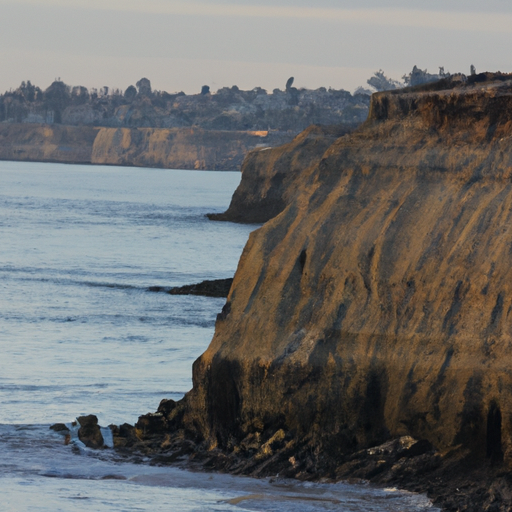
190;73;512;460
148;278;233;298
207;124;353;223
116;72;512;510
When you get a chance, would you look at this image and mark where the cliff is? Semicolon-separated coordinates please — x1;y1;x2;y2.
191;73;512;452
207;124;353;223
0;124;290;171
90;127;290;170
0;124;99;164
126;73;512;510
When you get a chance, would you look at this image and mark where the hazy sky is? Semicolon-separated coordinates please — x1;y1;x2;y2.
1;0;511;94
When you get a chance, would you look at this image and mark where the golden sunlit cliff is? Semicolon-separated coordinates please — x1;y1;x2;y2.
156;73;512;510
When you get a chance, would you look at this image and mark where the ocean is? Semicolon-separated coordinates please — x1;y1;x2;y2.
0;160;438;511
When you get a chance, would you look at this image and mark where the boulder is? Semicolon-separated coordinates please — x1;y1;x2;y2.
77;414;104;449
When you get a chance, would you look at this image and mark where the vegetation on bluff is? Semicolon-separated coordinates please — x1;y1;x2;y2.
0;77;370;132
0;66;455;133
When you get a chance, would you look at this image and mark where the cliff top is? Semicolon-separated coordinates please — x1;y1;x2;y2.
368;72;512;138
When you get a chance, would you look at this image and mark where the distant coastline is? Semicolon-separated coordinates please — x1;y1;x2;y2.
0;77;369;170
0;123;297;171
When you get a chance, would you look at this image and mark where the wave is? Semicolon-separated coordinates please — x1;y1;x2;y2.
0;312;215;329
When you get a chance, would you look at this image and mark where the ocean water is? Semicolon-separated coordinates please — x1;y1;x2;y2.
0;161;438;511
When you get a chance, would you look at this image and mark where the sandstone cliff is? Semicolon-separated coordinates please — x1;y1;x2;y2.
154;73;512;507
0;124;290;171
0;124;99;164
91;127;288;171
207;124;352;223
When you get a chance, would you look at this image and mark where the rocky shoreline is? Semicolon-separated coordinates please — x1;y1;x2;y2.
52;411;508;511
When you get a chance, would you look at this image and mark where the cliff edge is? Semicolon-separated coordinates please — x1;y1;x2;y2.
207;124;353;223
127;73;512;510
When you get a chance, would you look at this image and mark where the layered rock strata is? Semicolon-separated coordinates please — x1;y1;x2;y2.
117;73;512;510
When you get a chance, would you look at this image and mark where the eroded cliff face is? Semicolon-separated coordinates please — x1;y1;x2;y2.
183;74;512;474
207;125;352;223
91;127;288;171
0;124;99;163
0;124;290;171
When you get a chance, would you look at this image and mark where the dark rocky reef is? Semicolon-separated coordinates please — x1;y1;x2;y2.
148;278;233;298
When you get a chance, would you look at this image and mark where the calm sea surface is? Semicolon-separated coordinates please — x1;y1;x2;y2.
0;161;438;511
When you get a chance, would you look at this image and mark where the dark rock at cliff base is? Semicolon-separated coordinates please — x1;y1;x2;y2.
77;414;103;449
110;423;141;450
108;418;512;510
157;398;177;417
136;413;168;436
148;278;233;298
207;124;355;224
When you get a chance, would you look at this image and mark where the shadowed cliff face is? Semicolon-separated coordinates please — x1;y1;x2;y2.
207;125;354;223
184;74;512;471
0;124;99;163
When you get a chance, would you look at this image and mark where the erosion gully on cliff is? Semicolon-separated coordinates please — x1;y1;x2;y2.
68;72;512;511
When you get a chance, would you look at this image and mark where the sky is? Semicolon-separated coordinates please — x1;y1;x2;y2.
1;0;512;95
